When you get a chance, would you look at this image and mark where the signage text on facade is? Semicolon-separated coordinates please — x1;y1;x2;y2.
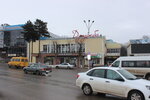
72;30;100;38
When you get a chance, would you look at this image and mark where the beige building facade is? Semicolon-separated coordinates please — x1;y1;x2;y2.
28;36;106;67
105;40;121;65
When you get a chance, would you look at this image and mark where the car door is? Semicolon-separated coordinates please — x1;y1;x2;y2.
88;69;108;93
105;69;127;97
60;63;65;68
26;65;33;72
64;63;68;68
28;64;37;73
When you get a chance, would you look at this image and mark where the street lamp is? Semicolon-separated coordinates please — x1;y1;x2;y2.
83;20;94;35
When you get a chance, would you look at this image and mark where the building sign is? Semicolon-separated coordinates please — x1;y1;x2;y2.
0;31;4;48
85;53;102;58
91;54;102;58
72;30;101;38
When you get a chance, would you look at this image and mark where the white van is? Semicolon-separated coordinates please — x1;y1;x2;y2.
110;56;150;80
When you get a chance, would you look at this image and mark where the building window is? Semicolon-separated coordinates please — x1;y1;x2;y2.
71;44;75;53
93;59;100;64
57;45;61;53
43;45;48;52
51;45;54;53
107;49;120;53
82;44;85;52
45;43;85;54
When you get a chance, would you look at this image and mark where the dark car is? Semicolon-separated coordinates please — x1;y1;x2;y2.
23;63;52;75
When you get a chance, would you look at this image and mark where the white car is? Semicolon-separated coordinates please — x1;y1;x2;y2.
76;67;150;100
55;63;74;69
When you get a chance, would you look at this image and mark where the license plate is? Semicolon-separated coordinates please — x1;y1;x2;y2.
46;71;50;73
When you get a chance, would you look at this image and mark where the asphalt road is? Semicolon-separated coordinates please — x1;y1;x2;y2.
0;63;124;100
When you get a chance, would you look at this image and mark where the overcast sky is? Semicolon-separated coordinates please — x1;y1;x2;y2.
0;0;150;43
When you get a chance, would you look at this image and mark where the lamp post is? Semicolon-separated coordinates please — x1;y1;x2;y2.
83;20;94;35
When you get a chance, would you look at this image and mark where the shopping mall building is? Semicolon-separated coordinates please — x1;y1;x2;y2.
29;34;121;67
29;36;107;67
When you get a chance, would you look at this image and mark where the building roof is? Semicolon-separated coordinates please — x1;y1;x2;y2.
130;39;150;44
41;36;105;41
40;32;60;40
0;24;24;31
106;43;121;49
106;40;121;49
0;24;60;38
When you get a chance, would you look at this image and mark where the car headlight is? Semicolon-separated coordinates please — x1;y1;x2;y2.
146;85;150;90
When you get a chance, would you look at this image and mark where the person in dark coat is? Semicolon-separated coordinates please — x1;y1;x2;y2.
91;62;94;68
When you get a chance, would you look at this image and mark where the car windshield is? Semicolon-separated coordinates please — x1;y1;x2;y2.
118;69;138;80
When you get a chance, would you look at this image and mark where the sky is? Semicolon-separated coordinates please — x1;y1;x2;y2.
0;0;150;43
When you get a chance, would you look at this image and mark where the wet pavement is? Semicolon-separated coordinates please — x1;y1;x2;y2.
0;63;125;100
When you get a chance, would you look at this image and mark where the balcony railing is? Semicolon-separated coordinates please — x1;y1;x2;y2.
41;50;84;54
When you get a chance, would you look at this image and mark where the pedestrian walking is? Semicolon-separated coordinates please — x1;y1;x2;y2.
91;62;94;68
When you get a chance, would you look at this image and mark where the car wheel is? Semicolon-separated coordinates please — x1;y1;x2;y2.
128;91;144;100
24;70;28;74
36;71;41;75
8;65;11;68
82;84;93;96
56;66;59;69
146;74;150;80
67;66;70;69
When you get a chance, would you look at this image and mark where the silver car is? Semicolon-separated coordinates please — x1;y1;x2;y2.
55;63;74;69
23;63;52;75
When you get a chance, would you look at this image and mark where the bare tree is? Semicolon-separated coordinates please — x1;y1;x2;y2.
52;41;59;64
73;30;86;68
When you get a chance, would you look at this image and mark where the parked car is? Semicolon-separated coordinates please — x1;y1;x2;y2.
23;63;52;75
76;67;150;100
55;63;74;69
